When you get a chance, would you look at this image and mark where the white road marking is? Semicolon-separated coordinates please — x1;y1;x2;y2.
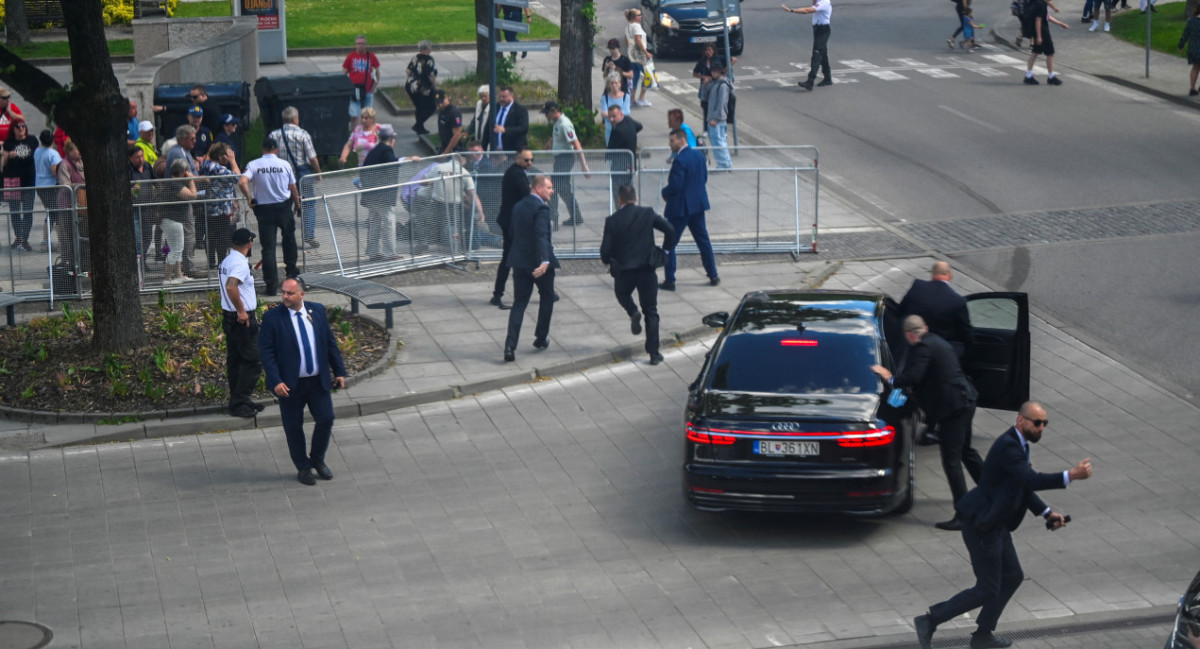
970;67;1011;77
654;71;679;82
938;105;1005;133
840;59;880;69
917;68;960;78
982;53;1025;65
887;58;927;67
866;70;908;80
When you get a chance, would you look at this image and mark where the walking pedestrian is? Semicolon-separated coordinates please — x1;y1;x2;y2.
602;39;636;96
1087;0;1113;32
343;35;381;131
199;142;242;269
1179;3;1200;96
267;107;322;248
542;101;590;228
960;8;982;51
490;149;533;310
704;64;733;170
360;124;418;261
914;401;1093;649
405;41;438;135
606;105;642;204
783;0;834;91
2;120;37;252
499;2;533;58
600;73;632;143
694;43;734;125
339;107;380;168
600;184;674;365
666;109;697;151
1024;0;1069;85
219;228;263;418
502;175;558;362
435;89;465;155
871;315;982;530
237;138;301;296
948;0;968;49
258;277;347;486
488;86;530;154
34;130;62;250
625;8;655;106
660;128;717;290
469;85;491;145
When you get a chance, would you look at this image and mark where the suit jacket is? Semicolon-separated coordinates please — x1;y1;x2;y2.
508;194;559;271
956;427;1065;531
259;302;347;394
899;279;973;355
600;204;676;272
661;146;710;219
489;101;529;152
497;162;530;231
606;117;642;170
890;332;976;422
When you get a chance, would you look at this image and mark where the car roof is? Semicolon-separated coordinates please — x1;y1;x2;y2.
728;290;884;334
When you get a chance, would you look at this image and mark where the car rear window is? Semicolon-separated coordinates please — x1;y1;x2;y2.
707;329;878;395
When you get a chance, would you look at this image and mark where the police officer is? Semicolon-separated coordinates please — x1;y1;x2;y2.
220;228;264;418
238;138;302;296
542;101;590;228
435;89;464;155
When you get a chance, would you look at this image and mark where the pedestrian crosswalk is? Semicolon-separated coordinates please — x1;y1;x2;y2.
655;46;1034;94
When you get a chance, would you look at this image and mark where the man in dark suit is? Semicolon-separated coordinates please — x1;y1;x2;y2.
606;105;641;204
600;184;675;365
259;277;348;486
660;128;718;291
488;86;529;153
915;401;1093;649
871;315;982;530
490;149;533;310
900;261;973;357
899;260;974;446
503;175;559;362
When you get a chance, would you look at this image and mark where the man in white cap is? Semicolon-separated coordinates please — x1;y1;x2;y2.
134;120;159;166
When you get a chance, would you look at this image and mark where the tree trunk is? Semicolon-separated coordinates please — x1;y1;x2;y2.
0;0;147;354
476;0;492;78
6;0;32;48
558;0;595;109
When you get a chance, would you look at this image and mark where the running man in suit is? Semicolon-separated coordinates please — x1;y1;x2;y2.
503;175;558;362
259;277;347;486
490;149;533;310
600;184;675;365
915;401;1093;649
871;315;982;531
660;128;718;291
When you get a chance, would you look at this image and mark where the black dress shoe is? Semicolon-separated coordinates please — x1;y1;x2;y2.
533;338;549;350
917;430;941;446
709;277;720;286
253;403;266;413
914;614;935;649
935;517;964;531
504;347;516;362
970;631;1012;649
562;217;583;226
229;405;257;418
659;281;676;291
552;292;560;302
798;80;814;91
817;78;833;86
490;295;511;310
649;353;664;365
630;311;642;335
311;459;333;480
297;469;317;486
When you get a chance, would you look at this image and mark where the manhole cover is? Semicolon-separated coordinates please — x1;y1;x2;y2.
0;621;52;649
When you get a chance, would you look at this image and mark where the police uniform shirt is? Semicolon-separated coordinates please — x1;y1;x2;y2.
438;104;463;149
550;114;579;152
812;0;831;24
218;249;256;312
194;126;214;159
242;153;296;204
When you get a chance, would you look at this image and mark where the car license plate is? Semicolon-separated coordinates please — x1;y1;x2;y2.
757;440;819;456
690;35;719;43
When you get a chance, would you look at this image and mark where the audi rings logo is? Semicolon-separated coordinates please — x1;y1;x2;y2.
770;422;802;432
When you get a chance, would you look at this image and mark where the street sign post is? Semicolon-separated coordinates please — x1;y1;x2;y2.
484;0;552;150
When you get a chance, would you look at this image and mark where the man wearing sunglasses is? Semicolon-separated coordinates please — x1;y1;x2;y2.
189;85;224;134
914;401;1093;649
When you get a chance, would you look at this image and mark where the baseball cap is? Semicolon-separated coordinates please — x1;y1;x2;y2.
607;38;621;49
540;101;560;114
221;114;240;125
433;89;447;102
0;87;11;99
138;120;155;132
377;124;396;139
231;228;257;245
187;105;204;117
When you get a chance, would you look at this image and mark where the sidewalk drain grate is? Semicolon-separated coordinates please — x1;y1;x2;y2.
859;613;1172;648
0;621;53;649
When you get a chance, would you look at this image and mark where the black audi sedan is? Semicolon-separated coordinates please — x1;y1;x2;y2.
682;289;1030;516
1166;568;1200;649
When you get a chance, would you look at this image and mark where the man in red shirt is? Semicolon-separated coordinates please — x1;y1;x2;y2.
0;87;25;142
343;35;381;130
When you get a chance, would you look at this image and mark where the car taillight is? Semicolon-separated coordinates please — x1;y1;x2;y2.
837;426;895;447
780;339;818;347
686;422;736;445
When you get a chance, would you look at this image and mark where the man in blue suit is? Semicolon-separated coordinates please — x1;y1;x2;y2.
899;261;973;358
660;128;718;291
914;401;1093;649
503;175;559;362
259;277;347;486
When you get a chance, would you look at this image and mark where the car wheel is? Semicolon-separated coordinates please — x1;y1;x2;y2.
892;435;916;515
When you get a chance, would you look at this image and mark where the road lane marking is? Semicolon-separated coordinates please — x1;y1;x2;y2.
938;105;1005;133
917;68;960;78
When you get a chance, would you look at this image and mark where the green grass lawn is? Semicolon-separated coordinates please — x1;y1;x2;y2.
1109;2;1191;57
8;39;133;59
171;0;559;48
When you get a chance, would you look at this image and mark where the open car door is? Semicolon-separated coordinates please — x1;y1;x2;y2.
963;292;1029;411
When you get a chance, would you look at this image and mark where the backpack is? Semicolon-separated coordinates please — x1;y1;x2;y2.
1010;0;1025;17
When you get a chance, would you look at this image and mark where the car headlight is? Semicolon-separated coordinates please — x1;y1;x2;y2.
726;15;740;27
659;13;678;29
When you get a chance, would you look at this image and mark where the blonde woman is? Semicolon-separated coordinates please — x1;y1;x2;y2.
599;73;630;142
624;8;654;106
340;107;380;167
161;159;197;285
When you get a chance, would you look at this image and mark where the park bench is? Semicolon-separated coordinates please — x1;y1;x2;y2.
299;273;411;329
0;292;25;326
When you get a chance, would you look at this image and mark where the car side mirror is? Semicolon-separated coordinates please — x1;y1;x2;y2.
702;311;728;328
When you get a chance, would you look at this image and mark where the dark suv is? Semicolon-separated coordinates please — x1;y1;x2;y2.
639;0;744;58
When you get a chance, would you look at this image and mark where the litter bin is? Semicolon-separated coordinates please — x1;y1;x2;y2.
154;82;251;162
255;74;353;159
